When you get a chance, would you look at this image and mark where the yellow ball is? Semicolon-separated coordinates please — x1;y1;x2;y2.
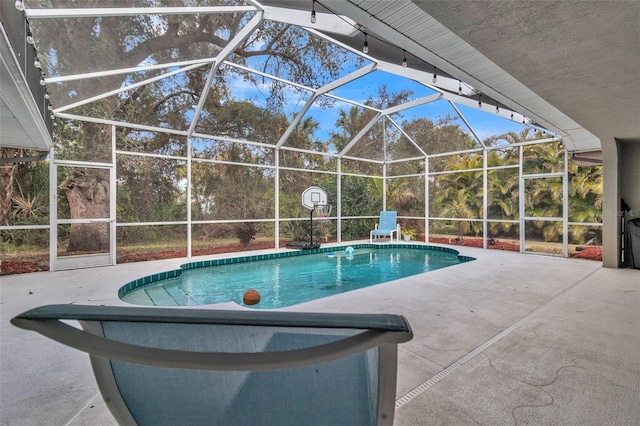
243;289;261;306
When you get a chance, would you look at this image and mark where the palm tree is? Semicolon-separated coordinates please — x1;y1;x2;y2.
568;161;603;244
374;177;421;214
430;154;483;238
442;189;475;241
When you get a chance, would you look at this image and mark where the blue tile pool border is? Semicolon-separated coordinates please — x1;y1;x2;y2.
118;243;475;299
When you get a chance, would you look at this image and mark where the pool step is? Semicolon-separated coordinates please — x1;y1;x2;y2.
144;286;180;306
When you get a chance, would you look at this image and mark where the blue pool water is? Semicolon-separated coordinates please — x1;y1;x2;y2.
120;245;473;309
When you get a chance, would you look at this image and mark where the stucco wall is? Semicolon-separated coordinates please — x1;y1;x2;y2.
620;143;640;215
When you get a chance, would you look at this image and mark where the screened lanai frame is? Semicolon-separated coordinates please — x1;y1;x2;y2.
4;1;603;271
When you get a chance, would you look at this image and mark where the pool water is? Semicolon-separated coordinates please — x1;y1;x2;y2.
120;246;472;309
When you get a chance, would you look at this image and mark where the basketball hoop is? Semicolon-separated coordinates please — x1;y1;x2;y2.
314;204;332;222
286;186;331;250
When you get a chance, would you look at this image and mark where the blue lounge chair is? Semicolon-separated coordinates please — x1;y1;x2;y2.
370;211;401;243
12;304;413;426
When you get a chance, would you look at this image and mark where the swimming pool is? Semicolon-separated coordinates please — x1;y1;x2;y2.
119;244;474;309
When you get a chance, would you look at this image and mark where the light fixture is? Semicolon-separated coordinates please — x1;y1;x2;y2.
15;1;24;11
362;32;368;54
310;0;316;24
432;67;437;83
44;92;50;100
458;80;462;95
26;31;34;45
47;105;52;111
34;58;41;69
478;94;482;108
495;102;500;113
558;141;564;149
510;111;514;119
401;50;407;68
39;76;45;86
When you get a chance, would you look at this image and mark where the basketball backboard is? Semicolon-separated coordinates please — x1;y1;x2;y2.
301;186;328;210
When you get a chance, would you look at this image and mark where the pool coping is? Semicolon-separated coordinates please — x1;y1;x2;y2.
118;243;476;300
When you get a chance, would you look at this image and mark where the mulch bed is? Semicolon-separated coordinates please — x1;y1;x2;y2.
570;246;603;261
428;237;520;252
428;237;602;261
1;238;602;276
115;241;281;263
0;259;46;275
0;241;283;276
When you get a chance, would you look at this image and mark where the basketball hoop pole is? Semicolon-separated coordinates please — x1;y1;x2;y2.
296;186;328;250
309;204;315;247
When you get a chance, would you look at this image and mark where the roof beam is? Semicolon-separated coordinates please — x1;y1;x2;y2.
441;92;530;126
25;6;257;19
275;94;317;149
447;101;485;148
315;63;377;96
381;93;442;116
46;58;214;84
55;112;189;137
377;61;475;96
54;62;207;113
263;6;358;36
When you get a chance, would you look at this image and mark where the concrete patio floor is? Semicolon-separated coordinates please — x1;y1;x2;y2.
1;243;639;425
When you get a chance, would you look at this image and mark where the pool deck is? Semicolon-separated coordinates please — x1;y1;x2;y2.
1;242;639;425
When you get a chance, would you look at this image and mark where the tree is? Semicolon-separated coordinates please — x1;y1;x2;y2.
568;161;603;243
31;7;353;252
329;85;412;175
0;149;49;251
485;149;520;237
404;114;478;162
430;154;483;238
339;174;382;240
53;116;114;252
383;177;420;213
0;148;22;226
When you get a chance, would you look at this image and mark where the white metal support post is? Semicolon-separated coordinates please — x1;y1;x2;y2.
382;119;387;211
186;136;192;258
110;125;116;265
519;145;525;253
563;148;569;257
483;148;488;250
424;155;429;243
337;159;342;243
275;149;280;249
48;146;55;271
